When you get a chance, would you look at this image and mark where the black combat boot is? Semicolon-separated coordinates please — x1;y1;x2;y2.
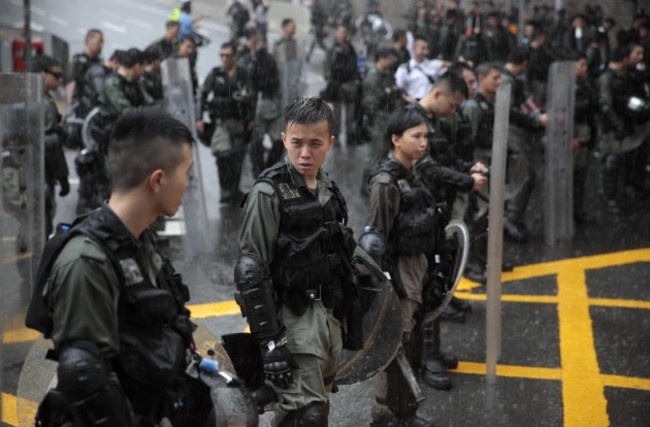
422;357;452;391
449;296;472;313
602;154;624;214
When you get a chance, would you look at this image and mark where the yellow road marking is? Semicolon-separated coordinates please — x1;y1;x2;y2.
2;392;38;427
3;327;41;344
187;300;241;319
454;361;561;380
589;298;650;310
502;248;650;281
455;292;559;304
455;363;650;392
557;268;609;426
602;374;650;392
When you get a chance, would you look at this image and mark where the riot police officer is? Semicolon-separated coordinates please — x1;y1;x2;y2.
246;35;285;178
26;108;214;426
273;19;304;109
413;73;487;389
573;53;599;222
235;97;357;426
598;45;634;214
361;47;404;194
147;20;180;60
324;25;360;145
141;45;164;103
462;62;502;282
363;107;435;427
32;55;70;238
199;41;251;204
306;0;329;63
500;47;548;241
68;29;104;121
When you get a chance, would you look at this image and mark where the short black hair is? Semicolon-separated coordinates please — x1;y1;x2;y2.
220;41;236;52
434;71;469;98
143;45;162;64
475;62;502;78
283;97;334;134
85;28;103;43
375;47;396;62
108;107;194;192
121;48;144;68
31;54;60;73
166;20;180;29
281;18;295;28
386;107;427;147
566;51;587;62
507;46;530;65
610;45;631;63
392;29;406;42
110;49;127;64
448;61;475;77
179;35;196;46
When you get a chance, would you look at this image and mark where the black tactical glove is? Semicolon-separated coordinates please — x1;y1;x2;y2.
262;338;297;388
59;178;70;197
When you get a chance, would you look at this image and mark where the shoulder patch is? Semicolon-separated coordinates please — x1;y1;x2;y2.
373;172;393;185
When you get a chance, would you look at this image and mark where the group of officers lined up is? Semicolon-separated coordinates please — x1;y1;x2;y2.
17;1;650;427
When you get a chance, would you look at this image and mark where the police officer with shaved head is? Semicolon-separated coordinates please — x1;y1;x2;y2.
235;97;358;426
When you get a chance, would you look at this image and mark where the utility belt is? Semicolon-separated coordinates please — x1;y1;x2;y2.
278;278;339;313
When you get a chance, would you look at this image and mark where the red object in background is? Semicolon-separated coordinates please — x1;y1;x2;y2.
12;37;45;72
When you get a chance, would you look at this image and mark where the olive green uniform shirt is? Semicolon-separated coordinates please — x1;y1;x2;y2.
46;214;162;359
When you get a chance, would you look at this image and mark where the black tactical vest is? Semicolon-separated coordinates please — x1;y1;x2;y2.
256;163;356;315
370;158;438;257
474;93;495;149
207;66;249;120
26;206;191;395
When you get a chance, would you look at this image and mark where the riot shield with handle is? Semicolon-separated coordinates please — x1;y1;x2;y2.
423;219;470;324
161;57;210;258
0;73;45;426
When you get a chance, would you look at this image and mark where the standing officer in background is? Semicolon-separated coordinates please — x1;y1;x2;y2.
598;45;634;214
363;107;435;427
26;108;214;426
273;19;304;109
306;0;329;63
199;41;251;204
141;45;164;103
572;53;599;223
360;47;404;195
500;47;548;242
462;62;502;283
247;34;285;178
414;73;487;388
323;24;359;145
147;21;180;60
33;55;70;238
235;97;357;426
68;29;104;119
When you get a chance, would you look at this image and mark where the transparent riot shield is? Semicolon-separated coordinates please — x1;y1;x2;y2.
544;61;576;245
161;57;210;258
275;39;307;108
0;73;44;424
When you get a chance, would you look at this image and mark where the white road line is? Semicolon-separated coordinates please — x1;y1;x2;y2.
110;0;168;18
125;17;154;30
31;22;45;32
30;6;47;17
200;21;230;34
48;15;69;27
101;21;127;34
